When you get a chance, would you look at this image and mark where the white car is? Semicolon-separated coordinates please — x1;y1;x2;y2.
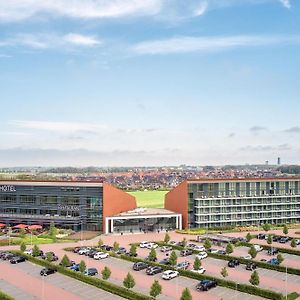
162;270;179;280
194;245;205;252
24;249;32;255
254;245;263;252
160;246;172;252
78;248;90;255
94;252;109;260
146;243;158;249
191;267;206;274
240;254;252;260
196;251;208;260
139;241;150;248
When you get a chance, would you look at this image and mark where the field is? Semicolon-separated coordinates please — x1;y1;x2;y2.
128;190;169;208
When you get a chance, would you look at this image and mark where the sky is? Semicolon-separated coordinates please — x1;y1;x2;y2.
0;0;300;167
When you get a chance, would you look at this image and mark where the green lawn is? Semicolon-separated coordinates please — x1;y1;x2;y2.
9;235;71;245
128;190;169;208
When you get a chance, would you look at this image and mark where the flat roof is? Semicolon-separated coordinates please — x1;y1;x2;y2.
113;208;180;217
0;180;103;187
187;177;300;183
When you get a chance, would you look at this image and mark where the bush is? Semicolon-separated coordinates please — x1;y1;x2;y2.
249;270;260;286
0;290;15;300
123;272;135;290
248;245;257;259
60;254;70;267
32;245;40;257
169;251;177;266
150;280;162;299
101;266;111;280
180;288;192;300
193;256;201;270
163;233;170;243
221;266;228;278
226;243;234;254
20;242;26;252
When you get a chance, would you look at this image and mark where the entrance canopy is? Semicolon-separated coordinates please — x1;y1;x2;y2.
13;224;28;229
28;225;42;230
0;223;6;227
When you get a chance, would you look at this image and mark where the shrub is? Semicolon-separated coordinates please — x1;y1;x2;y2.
226;243;234;254
248;245;257;259
249;270;260;286
0;290;15;300
221;266;228;278
123;272;135;290
79;260;86;273
169;251;178;266
291;239;297;248
193;256;201;270
129;244;137;256
32;245;40;257
20;242;26;252
101;266;111;280
262;224;271;232
180;288;192;300
283;224;288;235
277;254;284;264
148;248;157;262
150;280;162;299
246;233;252;242
60;254;70;267
98;238;103;248
46;252;54;262
267;235;272;245
204;238;212;250
164;233;170;243
113;242;120;252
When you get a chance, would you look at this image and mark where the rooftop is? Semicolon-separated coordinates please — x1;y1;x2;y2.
187;177;300;183
0;180;103;187
114;207;180;217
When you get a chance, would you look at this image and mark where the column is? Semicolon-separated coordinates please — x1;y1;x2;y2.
110;218;114;233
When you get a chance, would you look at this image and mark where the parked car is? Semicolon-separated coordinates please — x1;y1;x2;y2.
78;248;90;255
196;280;217;291
162;270;179;280
176;261;190;270
116;247;127;255
146;266;163;275
254;245;263;252
160;246;172;252
228;259;240;268
191;267;206;274
69;263;80;271
217;250;226;255
295;239;300;245
84;268;98;276
73;247;81;253
257;233;266;240
267;248;279;255
246;262;257;271
240;255;252;260
168;241;177;246
41;252;58;261
125;251;137;257
145;256;157;262
94;252;109;260
272;235;281;242
208;248;219;254
176;241;186;247
133;262;148;271
159;258;171;265
146;243;158;249
87;249;99;258
194;245;205;252
101;245;113;251
187;243;197;249
2;253;16;261
40;268;57;276
268;258;279;265
180;249;193;257
10;256;26;264
59;260;76;267
196;252;208;260
139;241;150;248
279;237;289;243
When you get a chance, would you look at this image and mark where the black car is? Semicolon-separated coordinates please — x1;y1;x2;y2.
2;253;16;261
41;252;58;261
59;260;76;267
101;245;113;251
257;233;266;240
84;268;98;276
196;280;217;291
133;262;148;271
73;247;81;253
228;259;240;268
267;248;279;255
217;250;226;255
246;262;257;271
125;251;137;257
272;235;281;242
116;247;127;255
146;266;163;275
40;268;57;276
88;250;99;258
180;249;193;257
159;258;171;265
10;256;26;264
176;261;190;270
279;237;289;243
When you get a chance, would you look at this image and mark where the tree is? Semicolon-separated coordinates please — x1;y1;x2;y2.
79;260;86;273
193;256;201;270
164;233;171;244
148;248;157;261
49;222;56;238
246;233;252;242
129;244;137;256
101;266;111;280
249;270;260;286
169;250;178;266
98;238;103;248
60;254;70;267
20;242;26;252
150;280;162;299
226;243;234;255
204;238;212;250
283;224;288;235
123;272;135;290
182;238;187;248
291;239;297;248
32;245;40;257
248;245;257;259
262;223;271;232
113;241;120;252
20;228;26;238
277;254;284;264
180;288;192;300
267;234;272;246
46;252;54;262
220;266;228;278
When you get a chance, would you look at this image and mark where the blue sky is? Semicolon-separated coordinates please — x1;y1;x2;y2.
0;0;299;167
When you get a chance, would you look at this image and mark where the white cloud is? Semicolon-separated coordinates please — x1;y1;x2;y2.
193;1;208;16
0;33;102;49
132;35;300;54
0;0;162;22
279;0;291;9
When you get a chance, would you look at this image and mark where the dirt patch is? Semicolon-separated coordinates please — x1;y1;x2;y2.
67;231;100;240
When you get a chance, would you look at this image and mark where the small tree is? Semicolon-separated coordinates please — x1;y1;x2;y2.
60;254;70;267
150;280;162;299
291;239;297;248
32;245;40;257
164;233;170;243
267;234;272;246
277;254;284;264
180;288;192;300
246;233;252;242
204;238;212;250
20;242;26;252
182;238;187;248
123;272;135;290
283;224;288;235
46;252;54;262
49;222;56;238
20;228;26;238
98;238;103;248
220;266;228;278
193;256;201;270
113;241;120;252
169;250;178;266
101;266;111;280
79;260;86;273
249;270;260;286
262;223;271;232
226;243;234;254
248;245;257;259
130;244;137;256
148;248;157;261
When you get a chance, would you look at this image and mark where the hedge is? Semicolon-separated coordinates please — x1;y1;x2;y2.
0;290;15;300
11;251;152;300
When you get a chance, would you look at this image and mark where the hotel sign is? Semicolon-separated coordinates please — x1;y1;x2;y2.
0;185;16;192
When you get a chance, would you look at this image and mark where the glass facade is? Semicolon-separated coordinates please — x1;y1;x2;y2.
0;183;103;231
188;180;300;228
